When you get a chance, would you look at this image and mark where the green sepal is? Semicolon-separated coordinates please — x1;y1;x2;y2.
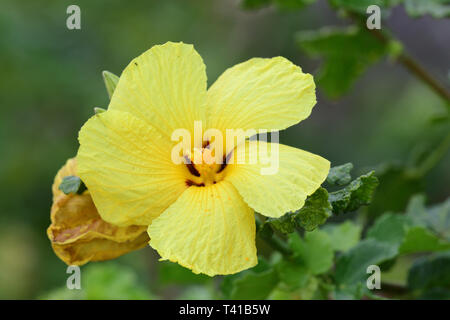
94;107;107;114
102;70;120;99
58;175;87;195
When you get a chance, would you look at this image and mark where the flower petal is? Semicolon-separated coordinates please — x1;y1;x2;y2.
109;42;207;138
77;110;187;226
207;57;316;132
148;181;257;276
48;158;149;266
225;141;330;218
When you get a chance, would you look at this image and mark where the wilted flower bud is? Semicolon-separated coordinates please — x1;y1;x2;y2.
47;158;149;266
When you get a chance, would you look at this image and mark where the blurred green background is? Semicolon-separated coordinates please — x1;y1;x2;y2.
0;0;448;299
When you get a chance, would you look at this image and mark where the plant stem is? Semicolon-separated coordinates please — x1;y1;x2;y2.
408;131;450;178
370;28;450;103
379;282;410;297
349;12;450;104
263;233;293;256
397;54;450;103
255;217;292;256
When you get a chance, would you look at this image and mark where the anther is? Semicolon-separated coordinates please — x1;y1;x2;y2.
186;180;205;187
217;151;233;173
184;155;200;177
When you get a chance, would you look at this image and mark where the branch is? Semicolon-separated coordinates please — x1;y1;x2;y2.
370;28;450;103
349;12;450;103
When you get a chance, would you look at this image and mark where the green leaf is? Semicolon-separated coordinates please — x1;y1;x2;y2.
82;262;153;300
406;195;450;241
404;0;450;18
241;0;272;9
329;171;379;214
399;226;450;254
158;261;210;285
221;258;273;299
405;194;427;224
273;0;316;9
327;162;353;186
367;163;424;218
228;268;279;299
335;239;398;286
241;0;316;10
296;26;387;98
419;288;450;299
427;198;450;240
296;187;332;231
178;286;214;300
289;230;334;275
40;287;85;300
323;220;362;252
296;276;321;299
264;214;296;234
58;175;87;195
333;282;368;300
275;259;310;290
329;0;390;13
366;211;450;254
268;276;320;299
102;70;120;99
407;251;450;290
264;187;331;233
39;258;160;300
366;213;411;248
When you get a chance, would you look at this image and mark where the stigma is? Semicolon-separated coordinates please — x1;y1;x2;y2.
184;144;228;187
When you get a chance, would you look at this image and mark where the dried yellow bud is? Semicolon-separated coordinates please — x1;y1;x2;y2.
47;158;149;266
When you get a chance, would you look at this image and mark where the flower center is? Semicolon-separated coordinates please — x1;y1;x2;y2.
184;142;228;187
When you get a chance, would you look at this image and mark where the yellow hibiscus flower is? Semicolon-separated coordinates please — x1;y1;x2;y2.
77;42;330;276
